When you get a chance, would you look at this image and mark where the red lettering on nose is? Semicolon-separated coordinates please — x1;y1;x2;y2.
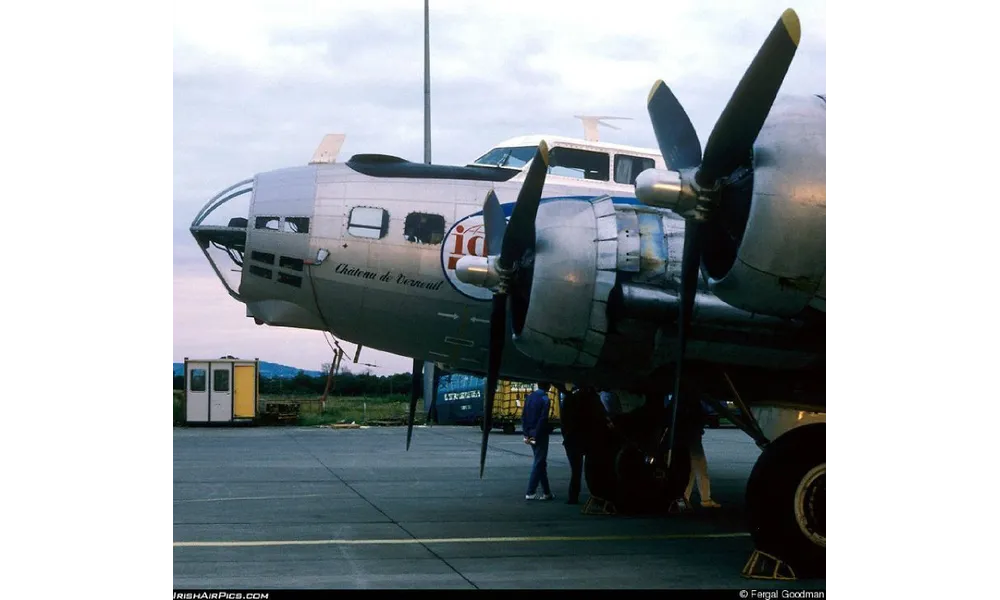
467;236;485;257
451;225;465;256
447;232;486;270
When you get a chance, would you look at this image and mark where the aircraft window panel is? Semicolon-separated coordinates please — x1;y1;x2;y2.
348;207;390;239
279;256;304;272
255;216;281;230
472;146;536;168
190;369;206;392
473;148;508;166
502;147;537;169
213;370;230;392
548;147;609;181
284;217;310;234
249;265;272;279
614;154;656;185
404;212;446;245
250;251;275;265
277;272;303;288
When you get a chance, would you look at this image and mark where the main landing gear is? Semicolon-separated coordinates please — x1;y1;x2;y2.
576;389;826;578
580;401;692;516
745;423;826;579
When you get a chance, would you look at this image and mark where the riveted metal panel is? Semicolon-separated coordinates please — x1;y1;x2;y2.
596;239;617;270
595;213;618;242
616;208;641;272
589;300;608;333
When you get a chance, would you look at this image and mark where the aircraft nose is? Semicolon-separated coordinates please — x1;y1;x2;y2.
190;178;255;299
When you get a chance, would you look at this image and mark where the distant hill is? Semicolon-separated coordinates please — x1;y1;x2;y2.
173;361;325;379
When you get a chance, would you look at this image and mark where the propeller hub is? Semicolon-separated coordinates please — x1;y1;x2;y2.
635;168;682;210
455;255;501;289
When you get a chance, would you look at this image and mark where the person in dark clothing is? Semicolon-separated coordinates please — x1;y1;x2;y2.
563;385;617;508
561;384;617;504
559;384;586;504
522;381;554;500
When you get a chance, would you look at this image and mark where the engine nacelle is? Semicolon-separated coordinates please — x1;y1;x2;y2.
705;94;826;317
510;196;619;368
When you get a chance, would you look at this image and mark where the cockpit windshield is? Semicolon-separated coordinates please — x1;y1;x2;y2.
471;146;537;169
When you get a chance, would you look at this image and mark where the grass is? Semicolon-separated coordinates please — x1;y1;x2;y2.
287;395;411;427
173;390;412;427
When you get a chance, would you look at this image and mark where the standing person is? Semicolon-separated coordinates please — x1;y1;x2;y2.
522;381;554;501
667;395;721;509
559;384;585;504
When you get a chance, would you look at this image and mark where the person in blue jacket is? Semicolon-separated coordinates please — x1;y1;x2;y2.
522;381;554;501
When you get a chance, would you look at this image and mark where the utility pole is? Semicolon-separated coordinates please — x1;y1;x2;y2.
423;0;431;165
413;0;432;423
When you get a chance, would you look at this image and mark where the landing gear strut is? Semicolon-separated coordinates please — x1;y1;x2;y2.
745;423;826;578
581;398;692;515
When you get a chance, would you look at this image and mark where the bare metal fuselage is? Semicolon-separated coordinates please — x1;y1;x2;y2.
195;167;819;392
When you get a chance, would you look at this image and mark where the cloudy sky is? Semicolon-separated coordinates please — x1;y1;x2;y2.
173;0;826;375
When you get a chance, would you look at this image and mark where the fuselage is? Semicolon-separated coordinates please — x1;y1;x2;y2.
191;131;823;391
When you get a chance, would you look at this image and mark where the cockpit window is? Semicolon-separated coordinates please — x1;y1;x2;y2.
548;147;609;181
472;146;537;168
614;154;656;185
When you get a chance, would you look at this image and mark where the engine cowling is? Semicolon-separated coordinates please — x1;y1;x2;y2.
509;195;619;368
703;94;826;317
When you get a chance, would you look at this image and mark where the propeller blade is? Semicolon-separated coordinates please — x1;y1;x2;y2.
499;141;549;269
646;81;702;171
665;220;707;468
698;8;800;187
482;189;507;256
480;141;549;477
406;357;423;451
480;292;507;478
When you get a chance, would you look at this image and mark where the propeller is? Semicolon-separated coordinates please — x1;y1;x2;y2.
477;141;550;478
639;9;801;467
406;357;423;451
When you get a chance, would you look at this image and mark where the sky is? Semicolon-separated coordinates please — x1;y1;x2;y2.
173;0;827;375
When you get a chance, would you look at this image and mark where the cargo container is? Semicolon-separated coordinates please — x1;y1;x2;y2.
430;372;561;433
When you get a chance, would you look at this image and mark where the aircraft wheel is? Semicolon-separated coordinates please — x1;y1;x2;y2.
584;447;618;503
745;423;826;578
613;444;690;514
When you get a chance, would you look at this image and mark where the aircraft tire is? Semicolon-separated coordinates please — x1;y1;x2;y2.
584;450;618;503
612;444;690;514
745;423;826;578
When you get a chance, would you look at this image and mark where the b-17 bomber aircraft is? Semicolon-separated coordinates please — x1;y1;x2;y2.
189;8;825;578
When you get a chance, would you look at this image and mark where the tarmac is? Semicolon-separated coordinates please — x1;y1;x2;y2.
173;424;827;590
